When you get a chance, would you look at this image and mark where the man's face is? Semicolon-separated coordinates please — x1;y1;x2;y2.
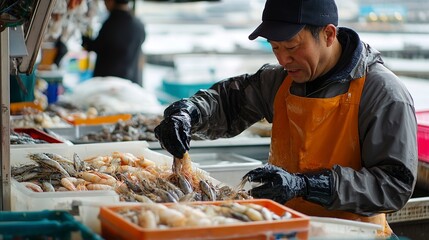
269;28;329;83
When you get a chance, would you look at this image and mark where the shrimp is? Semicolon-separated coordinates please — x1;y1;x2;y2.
78;171;102;184
117;165;139;174
61;177;77;191
76;183;88;191
136;156;155;168
91;171;117;186
86;184;114;191
112;152;138;166
84;155;110;169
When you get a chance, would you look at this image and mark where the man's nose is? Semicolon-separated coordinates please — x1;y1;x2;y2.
277;52;293;67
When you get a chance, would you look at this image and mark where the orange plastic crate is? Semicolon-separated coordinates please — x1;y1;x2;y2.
65;114;132;126
10;102;43;115
417;111;429;163
99;199;310;240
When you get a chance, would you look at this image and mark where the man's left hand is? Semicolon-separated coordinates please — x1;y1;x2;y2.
243;164;307;204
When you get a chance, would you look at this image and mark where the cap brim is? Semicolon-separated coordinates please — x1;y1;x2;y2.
248;21;305;41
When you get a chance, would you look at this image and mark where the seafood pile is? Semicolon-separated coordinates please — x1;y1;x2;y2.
115;202;292;229
12;151;250;203
11;112;70;129
77;114;162;142
11;130;48;145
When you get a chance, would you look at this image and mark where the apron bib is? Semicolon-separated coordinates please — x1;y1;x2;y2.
269;76;392;237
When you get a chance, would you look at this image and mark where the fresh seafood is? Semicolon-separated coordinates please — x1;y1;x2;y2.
10;130;48;144
41;181;56;192
12;151;251;203
115;201;292;229
11;112;69;129
77;114;163;143
28;153;71;178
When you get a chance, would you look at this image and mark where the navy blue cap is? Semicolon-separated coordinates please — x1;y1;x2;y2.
249;0;338;41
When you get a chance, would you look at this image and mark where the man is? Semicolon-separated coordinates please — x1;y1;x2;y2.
154;0;417;237
82;0;146;85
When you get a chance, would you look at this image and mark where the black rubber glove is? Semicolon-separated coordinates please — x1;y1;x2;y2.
244;164;334;206
154;100;200;159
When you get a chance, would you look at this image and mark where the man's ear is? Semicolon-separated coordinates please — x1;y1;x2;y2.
324;24;337;47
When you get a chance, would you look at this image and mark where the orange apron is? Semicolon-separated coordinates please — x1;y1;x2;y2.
269;75;392;237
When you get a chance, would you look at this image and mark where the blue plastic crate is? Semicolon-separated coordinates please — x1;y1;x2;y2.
162;80;213;99
0;210;102;240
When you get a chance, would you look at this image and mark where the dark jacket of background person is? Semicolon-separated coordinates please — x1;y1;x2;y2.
82;2;146;85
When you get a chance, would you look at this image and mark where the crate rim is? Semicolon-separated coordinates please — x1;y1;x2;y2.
386;197;429;223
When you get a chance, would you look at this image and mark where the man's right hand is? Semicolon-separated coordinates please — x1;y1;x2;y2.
154;110;192;159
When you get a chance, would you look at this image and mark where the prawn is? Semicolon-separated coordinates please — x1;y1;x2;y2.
61;177;77;191
86;183;113;191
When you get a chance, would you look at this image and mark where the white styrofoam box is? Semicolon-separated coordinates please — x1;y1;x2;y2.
10;141;175;212
10;141;221;234
10;141;174;233
309;217;381;239
190;153;263;187
11;179;120;212
386;197;429;223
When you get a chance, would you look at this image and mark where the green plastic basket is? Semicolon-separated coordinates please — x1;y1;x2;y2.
0;210;103;240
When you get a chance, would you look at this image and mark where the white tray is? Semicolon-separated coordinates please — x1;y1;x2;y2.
310;217;381;239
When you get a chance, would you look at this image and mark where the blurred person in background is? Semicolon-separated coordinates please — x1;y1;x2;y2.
154;0;418;238
81;0;146;85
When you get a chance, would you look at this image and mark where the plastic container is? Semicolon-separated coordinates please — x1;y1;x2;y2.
10;69;36;103
10;141;192;234
10;141;172;211
0;210;102;240
417;111;429;163
190;153;263;187
64;113;132;126
309;217;381;239
12;128;64;145
10;142;174;210
162;79;213;99
386;197;429;223
99;199;310;240
387;197;429;240
11;178;119;212
37;69;64;104
10;101;43;115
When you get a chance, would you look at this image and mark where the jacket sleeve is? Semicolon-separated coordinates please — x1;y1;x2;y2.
328;63;418;216
186;64;286;139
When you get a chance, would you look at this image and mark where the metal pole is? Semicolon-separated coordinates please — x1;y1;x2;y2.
0;27;11;211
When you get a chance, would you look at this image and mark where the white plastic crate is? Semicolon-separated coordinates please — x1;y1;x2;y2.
10;141;175;212
190;153;263;187
11;141;221;234
386;197;429;223
309;217;381;239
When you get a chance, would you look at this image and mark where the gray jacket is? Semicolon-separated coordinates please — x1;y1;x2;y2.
186;27;418;216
